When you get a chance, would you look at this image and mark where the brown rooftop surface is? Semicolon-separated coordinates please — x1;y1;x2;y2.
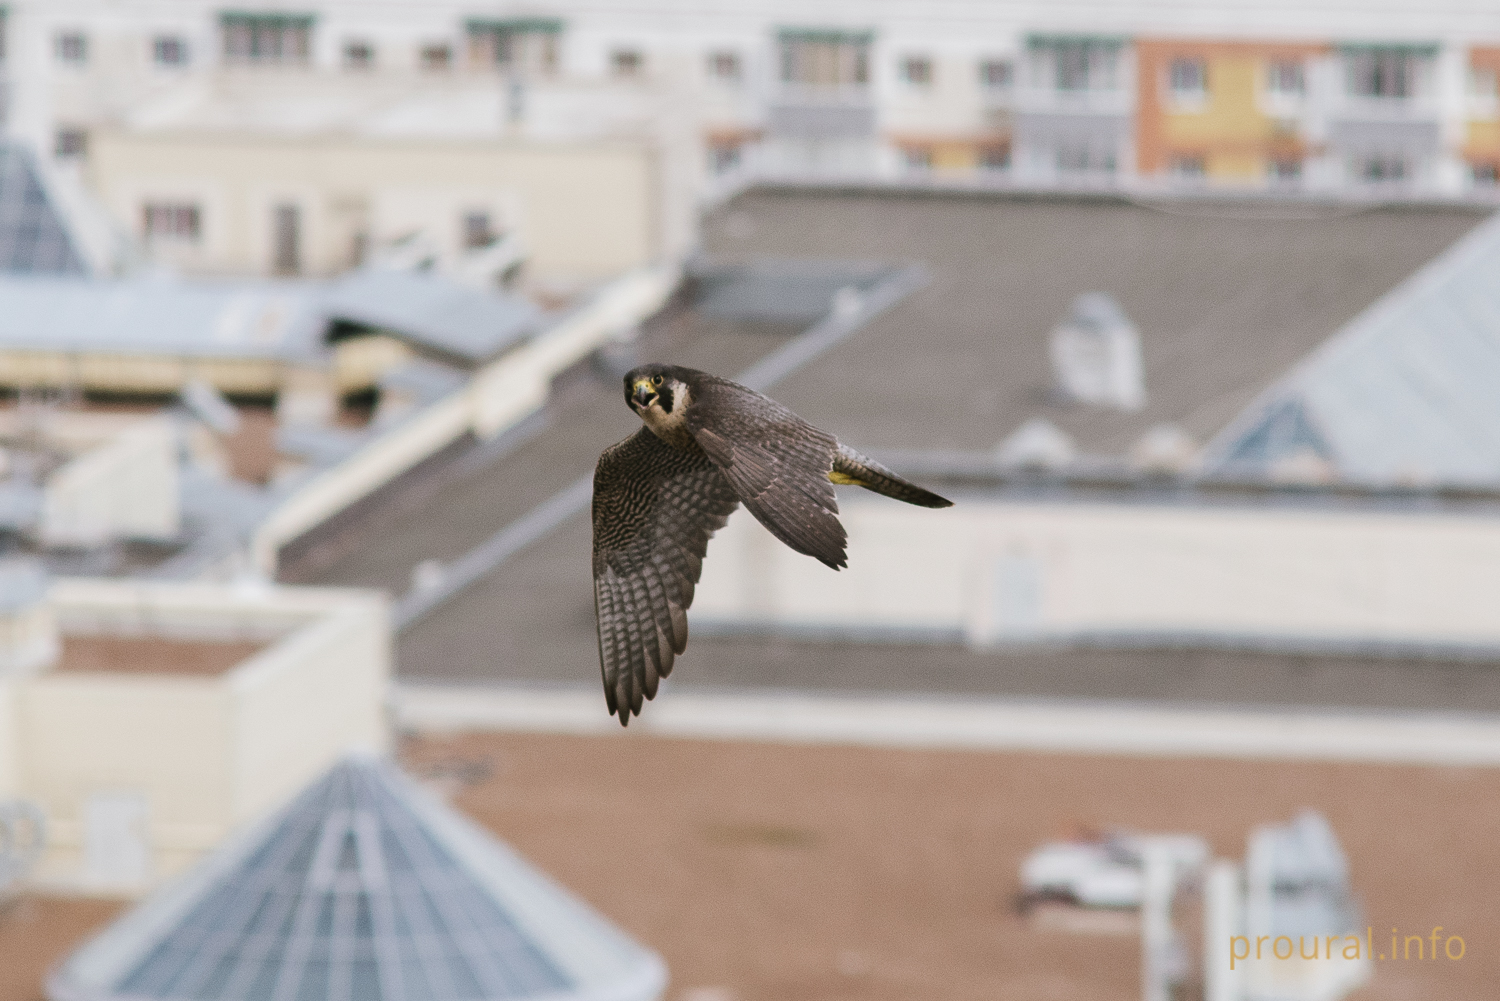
52;636;265;676
398;732;1496;1001
0;897;124;1001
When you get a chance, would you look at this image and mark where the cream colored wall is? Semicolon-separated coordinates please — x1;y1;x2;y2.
13;582;390;891
0;350;285;395
693;496;1500;650
88;130;660;284
21;675;234;887
228;601;391;822
0;682;18;798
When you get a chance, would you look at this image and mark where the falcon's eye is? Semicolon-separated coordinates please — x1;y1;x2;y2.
652;375;663;386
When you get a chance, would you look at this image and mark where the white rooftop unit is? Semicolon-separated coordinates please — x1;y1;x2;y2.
47;755;667;1001
1048;292;1146;412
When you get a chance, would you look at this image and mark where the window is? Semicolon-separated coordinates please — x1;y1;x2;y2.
1170;154;1206;178
153;36;188;66
611;48;643;78
1046;39;1119;92
143;203;201;242
980;59;1013;89
1268;158;1303;182
707;50;741;81
1057;144;1115;173
1360;156;1407;182
222;14;313;65
1057;145;1089;172
1266;59;1305;95
1169;57;1206;97
56;32;87;64
272;204;300;274
462;211;497;249
466;20;561;76
343;40;373;69
54;129;87;159
978;144;1010;170
709;144;742;175
1349;49;1417;98
901;56;933;85
778;31;871;88
420;44;452;71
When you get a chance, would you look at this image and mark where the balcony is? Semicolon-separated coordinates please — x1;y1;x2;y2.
766;85;876;140
1013;85;1132;119
1327;96;1440;159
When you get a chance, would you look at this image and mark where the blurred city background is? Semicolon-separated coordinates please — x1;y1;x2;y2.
0;1;1498;999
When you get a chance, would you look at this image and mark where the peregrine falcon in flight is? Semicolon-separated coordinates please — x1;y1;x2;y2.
592;363;952;725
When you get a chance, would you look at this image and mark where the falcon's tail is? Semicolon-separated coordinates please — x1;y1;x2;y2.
831;445;953;508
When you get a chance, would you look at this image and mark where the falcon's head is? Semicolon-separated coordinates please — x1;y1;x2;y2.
623;364;692;422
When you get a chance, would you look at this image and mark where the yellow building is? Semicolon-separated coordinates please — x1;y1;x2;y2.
1136;39;1327;184
1466;47;1500;182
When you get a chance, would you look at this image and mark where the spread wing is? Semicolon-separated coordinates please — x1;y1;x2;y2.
686;381;847;570
592;426;740;725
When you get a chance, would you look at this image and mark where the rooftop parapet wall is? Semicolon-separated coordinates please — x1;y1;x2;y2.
693;493;1500;656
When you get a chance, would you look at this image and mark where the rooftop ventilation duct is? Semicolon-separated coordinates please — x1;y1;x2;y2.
1049;293;1145;411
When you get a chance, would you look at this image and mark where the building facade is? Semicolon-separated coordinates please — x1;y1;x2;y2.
2;1;1500;282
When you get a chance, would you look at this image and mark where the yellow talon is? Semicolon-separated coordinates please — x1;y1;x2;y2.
828;470;865;485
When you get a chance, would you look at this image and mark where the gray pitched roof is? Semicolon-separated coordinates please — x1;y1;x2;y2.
0;276;328;361
324;270;541;364
0;271;539;367
48;755;666;1001
1205;208;1500;487
0;144;89;276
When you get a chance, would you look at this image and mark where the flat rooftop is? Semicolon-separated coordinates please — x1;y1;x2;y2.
5;734;1491;1001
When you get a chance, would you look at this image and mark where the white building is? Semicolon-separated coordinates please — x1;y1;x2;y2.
2;0;1500;222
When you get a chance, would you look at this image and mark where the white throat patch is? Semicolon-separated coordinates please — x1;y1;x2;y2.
638;379;693;446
